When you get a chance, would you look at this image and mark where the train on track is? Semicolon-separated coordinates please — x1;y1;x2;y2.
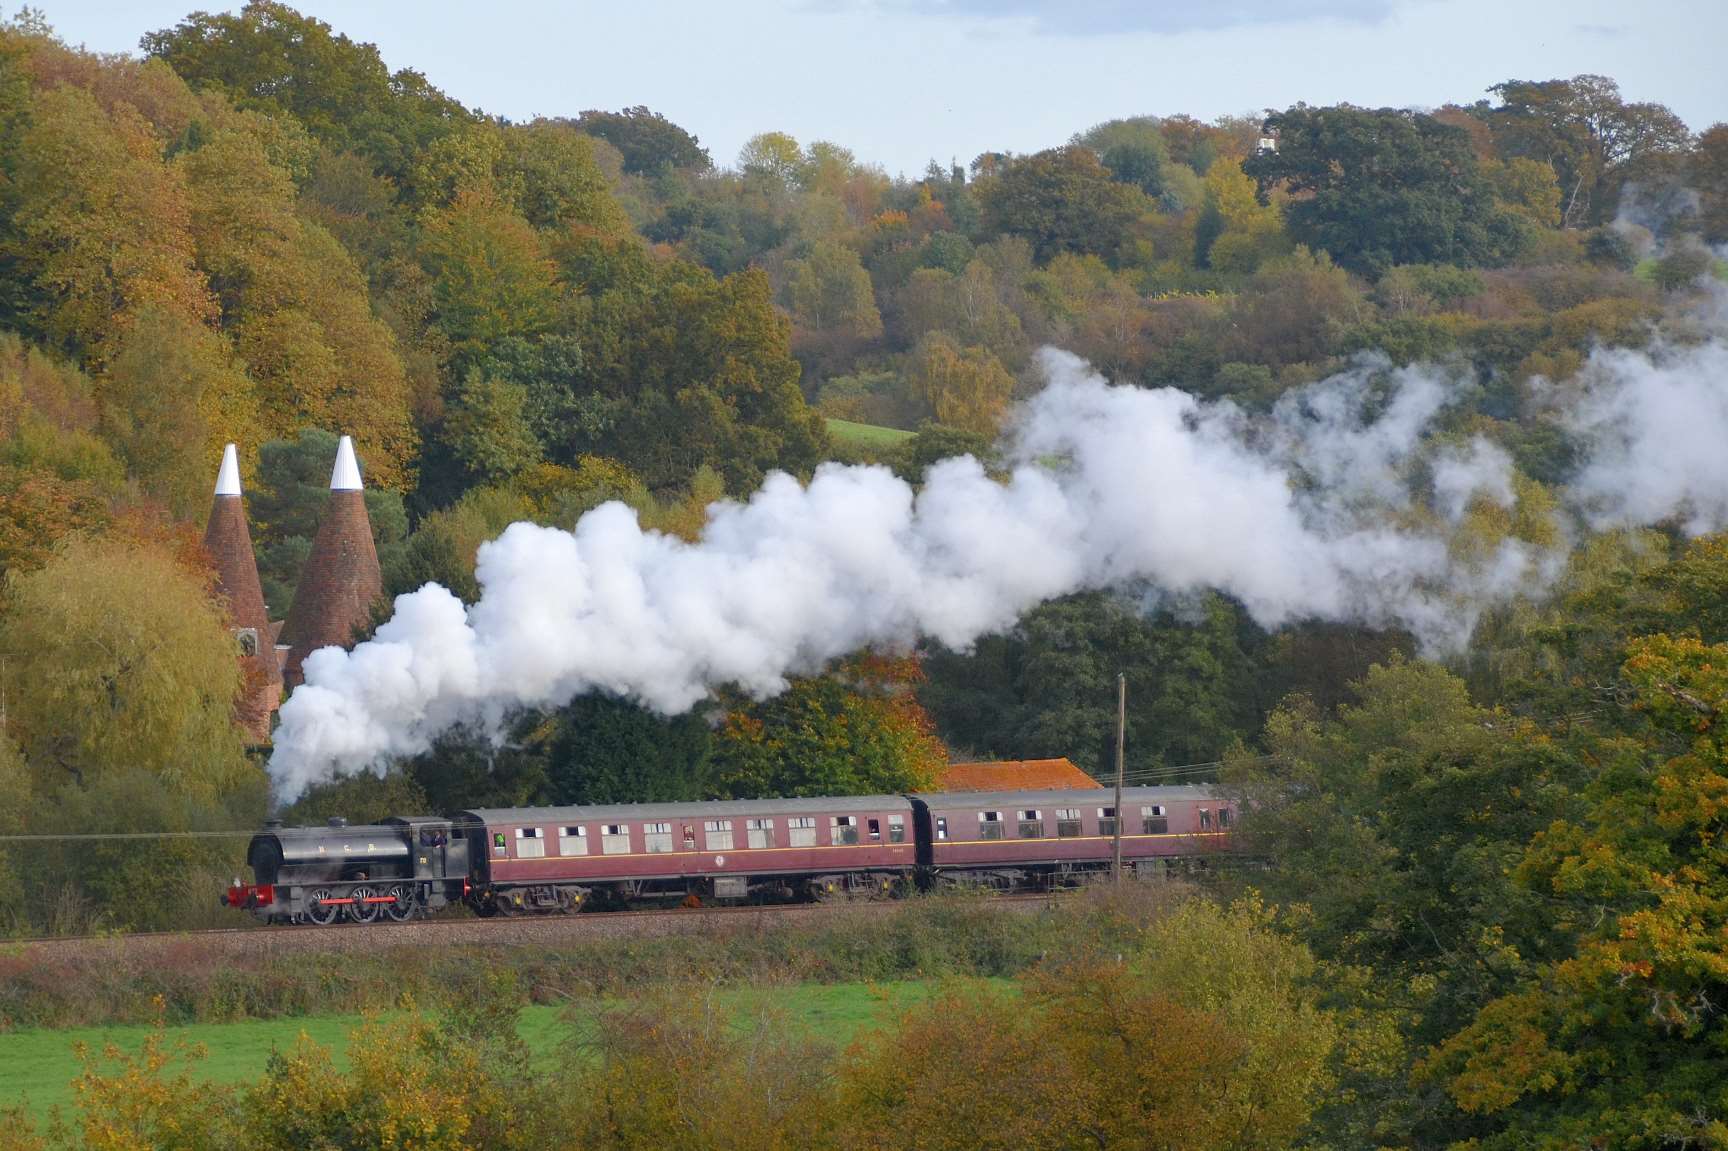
223;786;1236;925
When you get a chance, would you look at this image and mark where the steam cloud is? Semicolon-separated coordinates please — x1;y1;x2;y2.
270;334;1728;796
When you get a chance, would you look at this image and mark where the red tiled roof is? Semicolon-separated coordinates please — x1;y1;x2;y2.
938;758;1102;791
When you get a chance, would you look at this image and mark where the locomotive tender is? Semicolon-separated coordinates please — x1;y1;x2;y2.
224;785;1233;924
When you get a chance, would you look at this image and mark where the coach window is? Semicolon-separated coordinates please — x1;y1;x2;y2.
705;819;734;851
888;814;906;843
1098;806;1118;837
1017;809;1043;838
979;811;1004;840
515;827;545;859
558;826;588;856
867;818;882;842
1055;808;1081;837
1218;808;1233;829
832;815;860;846
789;816;817;848
1199;809;1214;831
601;824;630;855
1142;805;1168;835
644;822;674;853
747;818;775;849
492;832;507;853
935;817;948;841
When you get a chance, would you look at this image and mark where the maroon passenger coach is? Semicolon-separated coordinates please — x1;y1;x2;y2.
459;795;916;914
912;785;1233;885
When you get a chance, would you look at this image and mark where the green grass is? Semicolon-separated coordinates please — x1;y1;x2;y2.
826;417;915;448
0;980;950;1122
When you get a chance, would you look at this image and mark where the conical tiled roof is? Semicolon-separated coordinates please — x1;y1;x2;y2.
202;443;281;743
281;436;383;687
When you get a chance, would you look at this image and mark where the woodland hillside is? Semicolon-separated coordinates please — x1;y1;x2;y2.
1;5;1728;1143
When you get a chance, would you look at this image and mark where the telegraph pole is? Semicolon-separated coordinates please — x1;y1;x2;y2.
1112;672;1125;884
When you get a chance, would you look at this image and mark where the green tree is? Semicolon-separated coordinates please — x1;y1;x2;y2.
784;240;883;340
575;105;710;175
419;189;561;361
251;429;408;613
497;119;631;234
713;658;945;798
737;130;803;188
921;591;1256;775
976;145;1149;261
1244;105;1528;274
544;695;715;804
1073;115;1170;198
576;262;826;491
442;369;541;485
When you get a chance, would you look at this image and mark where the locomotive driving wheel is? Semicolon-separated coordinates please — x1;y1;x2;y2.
305;888;340;926
348;885;380;924
383;883;416;922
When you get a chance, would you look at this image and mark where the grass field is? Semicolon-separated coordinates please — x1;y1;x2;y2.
0;980;949;1122
826;417;915;448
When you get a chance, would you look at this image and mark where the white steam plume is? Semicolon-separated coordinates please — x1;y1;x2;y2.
270;348;1552;796
1562;337;1728;535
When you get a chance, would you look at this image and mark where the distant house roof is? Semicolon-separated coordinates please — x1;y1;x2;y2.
938;758;1102;792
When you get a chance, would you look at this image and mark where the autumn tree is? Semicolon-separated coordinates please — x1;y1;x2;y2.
1422;633;1728;1146
904;333;1014;435
143;0;471;183
8;84;213;360
96;304;258;515
1693;123;1728;245
1488;74;1693;227
179;119;415;485
0;535;251;799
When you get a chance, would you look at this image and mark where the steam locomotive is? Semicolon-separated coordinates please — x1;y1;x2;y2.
223;786;1235;924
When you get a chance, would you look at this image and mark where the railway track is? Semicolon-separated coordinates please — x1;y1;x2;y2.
5;892;1061;960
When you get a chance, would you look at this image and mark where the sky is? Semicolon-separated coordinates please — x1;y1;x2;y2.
29;0;1728;176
